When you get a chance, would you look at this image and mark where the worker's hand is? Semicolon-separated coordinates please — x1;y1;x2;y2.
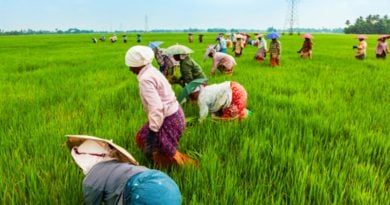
179;79;186;87
352;45;357;49
144;130;156;159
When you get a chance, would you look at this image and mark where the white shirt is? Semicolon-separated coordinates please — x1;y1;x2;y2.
198;81;232;121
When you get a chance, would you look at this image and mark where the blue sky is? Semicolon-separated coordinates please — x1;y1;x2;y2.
0;0;389;31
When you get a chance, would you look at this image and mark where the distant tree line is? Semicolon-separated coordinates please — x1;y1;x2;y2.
0;28;95;35
0;27;344;36
344;15;390;34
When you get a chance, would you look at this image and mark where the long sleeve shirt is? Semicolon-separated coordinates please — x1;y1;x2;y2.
155;48;176;69
179;56;206;84
376;41;389;54
219;38;227;49
137;65;179;132
356;40;367;56
198;81;232;121
269;40;281;56
83;160;148;205
257;38;267;50
299;40;312;52
211;53;236;73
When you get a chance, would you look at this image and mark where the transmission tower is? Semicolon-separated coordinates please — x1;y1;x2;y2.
144;14;149;32
286;0;299;35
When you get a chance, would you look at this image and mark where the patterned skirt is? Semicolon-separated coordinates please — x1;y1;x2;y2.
270;54;280;67
255;48;266;62
300;50;312;59
136;107;185;158
221;82;248;119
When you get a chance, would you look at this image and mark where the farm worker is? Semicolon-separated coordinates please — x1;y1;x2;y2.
243;33;251;47
125;46;197;167
216;36;227;53
297;34;313;59
253;34;267;62
268;34;282;67
230;33;236;49
198;34;204;43
137;34;142;43
179;80;250;122
188;33;193;43
67;136;181;205
234;34;245;57
165;44;207;87
110;35;117;43
100;35;106;42
203;45;236;76
226;37;233;48
375;36;389;59
123;34;128;43
92;37;97;43
148;41;178;83
353;35;367;60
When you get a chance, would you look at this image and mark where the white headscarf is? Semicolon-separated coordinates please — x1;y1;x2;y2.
125;46;154;67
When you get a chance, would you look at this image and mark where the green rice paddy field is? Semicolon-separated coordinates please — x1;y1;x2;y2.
0;33;389;204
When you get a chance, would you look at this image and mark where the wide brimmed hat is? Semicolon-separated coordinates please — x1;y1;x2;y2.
235;34;244;39
266;32;280;39
203;45;215;61
255;34;265;39
178;78;208;104
148;41;164;49
164;44;194;56
67;135;139;172
302;33;313;39
356;34;367;40
378;35;390;40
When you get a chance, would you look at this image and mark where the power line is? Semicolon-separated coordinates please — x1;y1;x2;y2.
286;0;299;35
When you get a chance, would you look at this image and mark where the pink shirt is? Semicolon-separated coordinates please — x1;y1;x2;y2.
137;64;179;132
376;41;389;54
211;52;236;73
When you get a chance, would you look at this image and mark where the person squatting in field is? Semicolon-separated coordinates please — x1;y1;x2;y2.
182;80;251;122
125;46;197;168
148;42;178;84
172;50;207;87
69;138;181;205
203;45;236;76
110;34;117;43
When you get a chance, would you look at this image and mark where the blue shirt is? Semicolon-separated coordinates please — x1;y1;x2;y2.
83;160;148;205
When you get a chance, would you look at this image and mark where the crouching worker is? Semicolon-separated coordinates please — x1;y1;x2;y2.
67;135;181;205
125;46;197;168
179;80;251;122
203;46;236;76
